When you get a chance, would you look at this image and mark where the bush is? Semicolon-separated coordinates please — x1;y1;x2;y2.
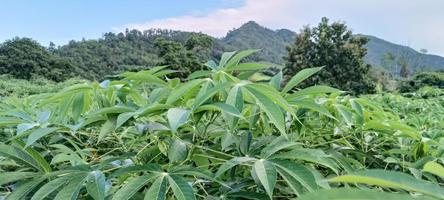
1;50;443;199
0;75;86;97
398;71;444;92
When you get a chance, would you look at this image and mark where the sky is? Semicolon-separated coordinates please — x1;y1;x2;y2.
1;0;443;56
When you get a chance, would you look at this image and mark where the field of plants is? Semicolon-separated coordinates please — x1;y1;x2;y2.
1;50;444;199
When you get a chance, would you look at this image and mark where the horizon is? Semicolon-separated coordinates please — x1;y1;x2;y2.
1;0;443;56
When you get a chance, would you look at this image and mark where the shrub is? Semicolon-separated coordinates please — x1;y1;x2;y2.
0;50;443;199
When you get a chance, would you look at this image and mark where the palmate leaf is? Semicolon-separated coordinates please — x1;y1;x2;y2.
54;174;88;200
25;127;59;147
112;174;158;200
224;49;260;70
260;136;300;158
167;175;196;200
168;140;188;163
215;157;257;177
252;159;277;199
271;159;319;192
281;67;323;93
192;82;232;109
245;85;286;136
0;171;37;185
5;177;46;200
31;176;72;200
218;51;237;69
297;188;429;200
86;171;106;200
329;169;444;199
194;103;242;118
167;108;190;133
286;85;341;101
225;85;244;129
272;149;339;174
166;79;207;105
144;175;168;200
0;143;43;171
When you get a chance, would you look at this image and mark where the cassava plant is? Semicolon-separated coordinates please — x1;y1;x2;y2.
1;49;444;199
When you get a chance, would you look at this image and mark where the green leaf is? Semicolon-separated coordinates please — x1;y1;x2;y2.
297;188;428;200
215;157;257;177
0;143;42;171
272;149;339;174
252;159;276;199
168;140;188;163
0;172;37;185
98;119;115;142
167;108;191;133
335;104;353;125
17;123;38;135
329;169;444;199
25;127;58;147
282;67;323;93
6;178;46;200
225;49;260;69
269;71;282;90
271;159;318;192
261;136;300;158
218;51;237;69
186;70;211;80
245;85;286;135
121;71;167;86
225;85;244;129
423;161;444;178
72;93;84;121
144;175;168;200
31;176;71;200
286;85;341;100
112;174;158;200
246;84;295;116
194;103;242;118
291;99;335;119
115;112;136;129
167;175;196;200
192;82;232;109
54;174;88;200
167;79;206;105
224;62;270;72
86;171;106;200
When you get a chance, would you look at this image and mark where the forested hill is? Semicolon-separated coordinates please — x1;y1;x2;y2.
219;21;444;73
2;21;444;81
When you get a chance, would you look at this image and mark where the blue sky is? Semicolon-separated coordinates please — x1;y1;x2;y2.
1;0;443;56
0;0;242;45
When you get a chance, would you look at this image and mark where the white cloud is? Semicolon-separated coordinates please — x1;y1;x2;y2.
120;0;444;56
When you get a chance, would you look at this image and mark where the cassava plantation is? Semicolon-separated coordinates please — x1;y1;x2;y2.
1;2;444;199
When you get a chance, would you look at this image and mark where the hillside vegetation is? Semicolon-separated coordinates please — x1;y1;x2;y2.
2;50;444;199
2;21;443;82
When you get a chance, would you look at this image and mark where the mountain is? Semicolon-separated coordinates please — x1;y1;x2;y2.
221;21;294;64
219;22;444;73
26;21;444;80
364;35;444;72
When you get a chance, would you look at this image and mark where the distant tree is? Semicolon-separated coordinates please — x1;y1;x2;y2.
0;37;74;81
154;35;213;77
398;58;410;78
284;17;375;94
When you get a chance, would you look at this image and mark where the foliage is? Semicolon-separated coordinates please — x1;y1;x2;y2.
0;75;86;97
1;50;444;199
284;17;376;94
154;33;214;77
399;71;444;92
0;37;75;81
